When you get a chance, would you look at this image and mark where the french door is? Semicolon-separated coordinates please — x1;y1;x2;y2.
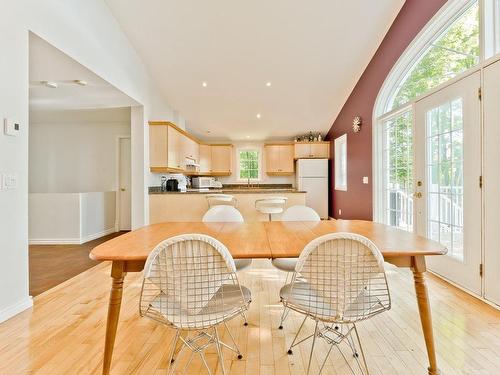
414;72;482;294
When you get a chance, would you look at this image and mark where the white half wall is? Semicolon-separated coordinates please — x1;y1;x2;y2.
0;0;184;322
29;193;81;243
29;192;116;244
80;192;117;242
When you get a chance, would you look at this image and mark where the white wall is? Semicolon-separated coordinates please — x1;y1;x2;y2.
0;0;183;322
29;108;130;193
29;192;116;244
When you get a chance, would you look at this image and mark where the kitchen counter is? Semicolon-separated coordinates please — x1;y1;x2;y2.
149;185;306;223
149;187;306;194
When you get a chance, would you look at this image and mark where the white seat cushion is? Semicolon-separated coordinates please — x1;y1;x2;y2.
280;282;386;322
149;284;251;329
234;258;252;271
271;258;297;272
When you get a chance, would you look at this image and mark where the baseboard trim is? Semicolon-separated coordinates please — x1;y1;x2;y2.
29;238;81;245
80;227;116;244
29;227;116;245
0;296;33;323
428;270;500;311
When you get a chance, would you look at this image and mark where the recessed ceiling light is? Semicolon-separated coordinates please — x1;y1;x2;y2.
202;82;207;87
42;81;58;88
266;82;272;87
256;113;261;119
246;135;250;139
74;79;87;86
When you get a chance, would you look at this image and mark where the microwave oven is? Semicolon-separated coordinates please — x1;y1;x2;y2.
192;177;215;188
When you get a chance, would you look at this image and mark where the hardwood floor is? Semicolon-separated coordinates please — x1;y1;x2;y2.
29;232;126;296
2;259;499;374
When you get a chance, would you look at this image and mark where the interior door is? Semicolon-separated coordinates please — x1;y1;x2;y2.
119;138;131;231
483;60;500;306
414;71;481;294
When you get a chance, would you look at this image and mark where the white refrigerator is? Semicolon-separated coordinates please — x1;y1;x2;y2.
296;159;329;219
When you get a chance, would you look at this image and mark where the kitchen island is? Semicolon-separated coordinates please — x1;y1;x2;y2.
149;185;306;223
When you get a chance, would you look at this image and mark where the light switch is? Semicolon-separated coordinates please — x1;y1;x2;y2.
4;118;20;137
363;176;369;184
338;208;342;216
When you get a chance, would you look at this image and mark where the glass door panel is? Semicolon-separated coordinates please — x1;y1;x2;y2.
381;110;414;232
425;99;464;260
414;71;481;294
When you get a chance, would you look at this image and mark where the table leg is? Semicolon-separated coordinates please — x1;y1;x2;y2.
412;256;440;375
102;261;126;375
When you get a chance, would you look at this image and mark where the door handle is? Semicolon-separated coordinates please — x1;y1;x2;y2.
121;188;126;192
413;192;422;198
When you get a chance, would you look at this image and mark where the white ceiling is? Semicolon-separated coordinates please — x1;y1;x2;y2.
105;0;404;141
29;33;138;111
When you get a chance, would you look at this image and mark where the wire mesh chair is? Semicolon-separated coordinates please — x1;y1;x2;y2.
202;206;251;327
206;194;237;208
139;234;251;375
202;206;252;273
281;232;391;375
255;196;288;221
273;205;321;329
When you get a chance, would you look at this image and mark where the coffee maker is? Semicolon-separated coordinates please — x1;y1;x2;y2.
161;174;187;192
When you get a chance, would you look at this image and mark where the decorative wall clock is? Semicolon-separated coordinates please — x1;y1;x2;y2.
352;116;362;133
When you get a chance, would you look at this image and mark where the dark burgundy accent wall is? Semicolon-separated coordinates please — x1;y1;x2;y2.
325;0;447;220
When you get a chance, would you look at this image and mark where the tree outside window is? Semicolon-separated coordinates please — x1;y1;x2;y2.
239;150;259;180
390;1;479;110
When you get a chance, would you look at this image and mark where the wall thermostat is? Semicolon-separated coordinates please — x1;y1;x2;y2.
4;118;20;136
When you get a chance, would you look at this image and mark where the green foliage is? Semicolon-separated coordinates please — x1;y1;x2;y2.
386;111;413;188
239;150;259;179
391;3;479;109
386;3;478;189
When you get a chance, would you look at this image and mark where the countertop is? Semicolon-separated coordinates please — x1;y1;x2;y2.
149;186;306;194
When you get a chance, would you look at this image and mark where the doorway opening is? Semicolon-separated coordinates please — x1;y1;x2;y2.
28;33;138;296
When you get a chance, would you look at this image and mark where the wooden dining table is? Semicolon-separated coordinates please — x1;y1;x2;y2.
90;220;447;375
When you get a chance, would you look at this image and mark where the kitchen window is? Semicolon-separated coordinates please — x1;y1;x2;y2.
334;134;347;191
238;149;260;180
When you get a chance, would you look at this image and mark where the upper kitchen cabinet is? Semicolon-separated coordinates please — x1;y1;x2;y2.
199;144;212;173
210;145;232;175
182;133;199;163
294;141;330;159
149;124;168;168
265;144;294;175
149;121;201;173
167;125;183;170
198;144;232;175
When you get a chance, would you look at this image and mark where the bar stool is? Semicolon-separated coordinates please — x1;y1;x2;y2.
206;194;237;208
255;196;288;221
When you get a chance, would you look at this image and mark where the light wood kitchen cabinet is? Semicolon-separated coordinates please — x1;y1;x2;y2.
199;144;212;173
149;125;168;167
265;144;294;175
294;142;330;159
148;121;233;175
167;126;183;170
182;136;199;162
210;145;232;174
197;144;232;175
